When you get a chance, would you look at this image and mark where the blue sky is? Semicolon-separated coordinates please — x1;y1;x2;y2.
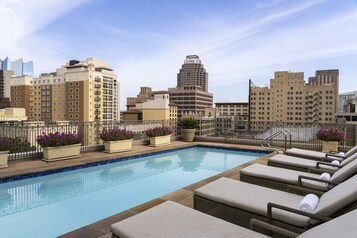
1;0;357;109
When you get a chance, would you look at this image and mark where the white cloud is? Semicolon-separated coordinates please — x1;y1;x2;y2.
0;0;89;62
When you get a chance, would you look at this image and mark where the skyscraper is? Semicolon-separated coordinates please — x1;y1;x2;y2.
0;57;33;76
168;55;213;118
177;55;208;92
0;57;11;70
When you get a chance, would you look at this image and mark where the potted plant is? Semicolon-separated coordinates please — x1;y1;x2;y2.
100;128;134;153
145;126;173;147
181;117;197;142
37;132;82;162
0;137;14;168
316;129;345;153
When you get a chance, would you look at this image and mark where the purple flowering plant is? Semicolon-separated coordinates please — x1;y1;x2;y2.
316;129;345;142
0;137;15;151
37;132;82;147
145;126;173;137
100;128;134;141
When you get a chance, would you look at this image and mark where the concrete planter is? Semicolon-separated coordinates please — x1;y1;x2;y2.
321;141;339;153
149;135;171;147
103;139;133;153
0;151;9;168
42;143;81;162
182;129;196;142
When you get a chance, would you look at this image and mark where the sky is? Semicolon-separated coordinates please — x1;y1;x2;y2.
1;0;357;109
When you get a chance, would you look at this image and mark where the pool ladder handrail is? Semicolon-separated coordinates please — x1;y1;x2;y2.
261;129;292;153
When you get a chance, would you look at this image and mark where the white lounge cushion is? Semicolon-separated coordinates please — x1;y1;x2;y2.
331;158;357;183
299;209;357;238
311;175;357;225
111;201;269;238
286;148;344;161
344;145;357;157
269;155;336;173
286;148;327;160
195;178;310;227
241;164;328;191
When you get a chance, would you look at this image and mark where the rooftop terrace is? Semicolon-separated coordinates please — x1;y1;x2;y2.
1;141;272;238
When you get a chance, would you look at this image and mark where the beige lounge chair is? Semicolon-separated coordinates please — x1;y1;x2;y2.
240;158;357;194
111;201;357;238
194;175;357;234
286;145;357;161
267;151;357;173
111;201;270;238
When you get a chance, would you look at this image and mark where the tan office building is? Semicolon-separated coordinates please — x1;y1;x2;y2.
249;70;339;130
124;90;177;121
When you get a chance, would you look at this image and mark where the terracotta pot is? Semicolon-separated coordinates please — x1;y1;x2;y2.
182;128;196;142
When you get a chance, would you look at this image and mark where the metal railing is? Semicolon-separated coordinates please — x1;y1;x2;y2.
0;120;177;161
1;118;356;161
196;119;355;152
261;129;292;153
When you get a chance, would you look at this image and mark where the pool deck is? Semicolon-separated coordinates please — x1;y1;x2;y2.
1;141;274;238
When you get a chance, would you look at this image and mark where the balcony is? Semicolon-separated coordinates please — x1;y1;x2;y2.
94;104;101;108
95;110;101;114
95;91;101;95
94;78;101;82
95;84;101;88
94;97;101;102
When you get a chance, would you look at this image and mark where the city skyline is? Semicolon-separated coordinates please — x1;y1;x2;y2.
1;0;357;109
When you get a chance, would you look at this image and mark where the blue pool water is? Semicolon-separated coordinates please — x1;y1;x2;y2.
0;146;266;238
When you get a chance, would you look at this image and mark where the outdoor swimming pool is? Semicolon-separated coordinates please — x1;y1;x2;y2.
0;146;267;238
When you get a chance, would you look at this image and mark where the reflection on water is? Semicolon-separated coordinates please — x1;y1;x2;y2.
145;155;173;170
178;150;205;172
0;147;262;217
100;165;134;183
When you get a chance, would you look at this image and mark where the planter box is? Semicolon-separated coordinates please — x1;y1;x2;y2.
0;151;9;168
103;139;133;153
321;141;339;153
149;135;171;147
182;129;196;142
42;144;81;162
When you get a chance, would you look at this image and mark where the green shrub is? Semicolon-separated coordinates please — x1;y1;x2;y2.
181;117;198;129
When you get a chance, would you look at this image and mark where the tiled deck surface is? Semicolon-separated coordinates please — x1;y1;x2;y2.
1;141;274;238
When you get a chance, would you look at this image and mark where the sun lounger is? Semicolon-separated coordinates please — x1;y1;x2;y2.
251;209;357;238
111;201;270;238
285;145;357;161
194;175;357;234
240;158;357;194
267;151;357;173
111;201;357;238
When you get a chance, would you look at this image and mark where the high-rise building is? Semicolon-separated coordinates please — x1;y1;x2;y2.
339;91;357;113
11;58;120;122
249;70;339;130
215;102;249;135
0;57;11;70
0;57;34;76
170;55;213;118
177;55;208;92
166;86;213;118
